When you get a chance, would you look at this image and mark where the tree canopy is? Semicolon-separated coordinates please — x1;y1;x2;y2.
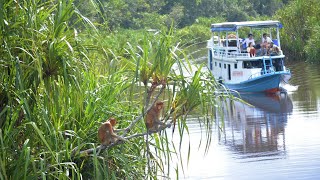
78;0;289;29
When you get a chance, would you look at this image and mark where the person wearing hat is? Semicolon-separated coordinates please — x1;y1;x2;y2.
243;33;255;49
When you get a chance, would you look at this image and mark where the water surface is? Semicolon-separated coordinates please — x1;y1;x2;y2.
170;61;320;179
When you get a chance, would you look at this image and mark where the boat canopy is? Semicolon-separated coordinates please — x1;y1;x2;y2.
211;21;283;32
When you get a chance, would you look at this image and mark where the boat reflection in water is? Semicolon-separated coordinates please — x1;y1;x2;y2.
217;92;293;160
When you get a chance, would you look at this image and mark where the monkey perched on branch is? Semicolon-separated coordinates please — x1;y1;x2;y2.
98;118;126;145
145;101;166;132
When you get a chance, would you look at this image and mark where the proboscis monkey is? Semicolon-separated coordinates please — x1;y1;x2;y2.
145;101;166;132
144;101;167;172
98;118;126;145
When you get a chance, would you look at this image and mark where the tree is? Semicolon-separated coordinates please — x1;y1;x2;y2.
275;0;320;60
249;0;285;16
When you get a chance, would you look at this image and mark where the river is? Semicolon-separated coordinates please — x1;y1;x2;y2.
169;59;320;179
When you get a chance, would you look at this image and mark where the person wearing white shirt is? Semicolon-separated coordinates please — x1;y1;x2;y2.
261;33;272;55
262;33;272;44
243;33;255;49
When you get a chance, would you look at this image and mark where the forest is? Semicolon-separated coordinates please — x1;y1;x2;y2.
75;0;320;61
0;0;319;179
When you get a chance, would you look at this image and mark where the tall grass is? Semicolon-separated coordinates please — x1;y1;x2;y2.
0;0;228;179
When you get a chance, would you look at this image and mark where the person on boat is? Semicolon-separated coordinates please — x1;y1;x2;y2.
269;41;280;56
243;33;255;48
261;33;272;45
247;42;256;57
261;33;272;55
255;44;262;56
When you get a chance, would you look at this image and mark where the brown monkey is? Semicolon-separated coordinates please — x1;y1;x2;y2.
145;101;166;132
98;118;126;145
108;118;126;133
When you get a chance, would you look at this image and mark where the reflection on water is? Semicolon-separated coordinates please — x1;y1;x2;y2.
218;93;292;160
169;61;320;179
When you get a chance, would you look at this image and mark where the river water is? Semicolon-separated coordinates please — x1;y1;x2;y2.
169;60;320;179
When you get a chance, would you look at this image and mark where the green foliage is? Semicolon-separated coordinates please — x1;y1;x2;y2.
305;24;320;63
275;0;320;61
303;1;320;63
74;0;290;30
176;23;209;46
160;0;282;27
1;0;139;178
82;0;167;30
0;0;225;179
175;17;226;45
249;0;285;16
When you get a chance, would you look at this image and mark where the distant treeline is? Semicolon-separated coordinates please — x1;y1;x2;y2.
76;0;320;62
77;0;291;30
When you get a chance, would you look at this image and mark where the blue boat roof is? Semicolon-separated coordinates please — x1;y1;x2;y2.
211;21;283;32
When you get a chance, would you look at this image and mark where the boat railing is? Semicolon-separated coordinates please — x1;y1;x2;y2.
211;47;248;58
248;68;290;80
227;51;248;58
210;45;286;59
248;70;274;79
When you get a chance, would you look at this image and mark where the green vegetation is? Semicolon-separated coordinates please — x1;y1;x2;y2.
1;0;319;179
275;0;320;63
0;0;227;179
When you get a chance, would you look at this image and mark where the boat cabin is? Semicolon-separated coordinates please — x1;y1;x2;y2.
207;21;291;92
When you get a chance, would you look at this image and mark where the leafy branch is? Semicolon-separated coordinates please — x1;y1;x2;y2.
71;83;169;157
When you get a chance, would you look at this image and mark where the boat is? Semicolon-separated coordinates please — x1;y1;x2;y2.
207;21;291;93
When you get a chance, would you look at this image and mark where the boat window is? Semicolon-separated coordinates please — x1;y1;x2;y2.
243;61;253;69
252;60;263;68
234;63;237;69
228;40;237;47
222;39;237;47
243;61;263;69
